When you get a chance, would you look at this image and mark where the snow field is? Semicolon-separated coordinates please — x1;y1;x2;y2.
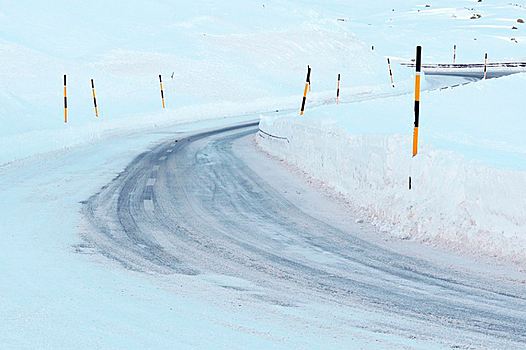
10;0;526;168
0;0;396;167
1;0;526;348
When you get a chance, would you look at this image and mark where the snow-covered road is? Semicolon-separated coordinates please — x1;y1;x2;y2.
80;121;526;348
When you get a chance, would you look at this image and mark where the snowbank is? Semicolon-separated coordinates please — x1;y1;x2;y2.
257;73;526;262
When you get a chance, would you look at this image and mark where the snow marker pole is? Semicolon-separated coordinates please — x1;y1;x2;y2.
159;74;165;108
387;58;395;88
91;79;98;117
412;46;422;158
409;46;422;190
64;75;67;124
336;74;340;104
483;53;488;79
300;65;311;115
307;65;311;92
453;45;456;63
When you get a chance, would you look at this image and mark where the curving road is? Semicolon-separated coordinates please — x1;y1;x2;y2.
83;121;526;347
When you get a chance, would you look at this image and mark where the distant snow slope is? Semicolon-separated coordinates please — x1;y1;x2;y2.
257;0;526;262
0;0;397;166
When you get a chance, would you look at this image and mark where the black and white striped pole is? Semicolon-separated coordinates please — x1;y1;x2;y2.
453;45;457;63
300;65;311;115
387;58;395;88
409;46;422;190
91;79;98;117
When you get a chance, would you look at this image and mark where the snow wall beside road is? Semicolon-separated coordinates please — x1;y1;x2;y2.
256;73;526;263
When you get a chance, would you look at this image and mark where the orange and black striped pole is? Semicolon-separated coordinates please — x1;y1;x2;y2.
387;58;395;88
159;74;165;108
91;79;98;117
336;73;340;104
300;65;311;115
64;75;67;123
409;46;422;190
412;46;422;158
483;53;488;79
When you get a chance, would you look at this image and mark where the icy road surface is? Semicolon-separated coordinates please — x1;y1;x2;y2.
82;121;526;348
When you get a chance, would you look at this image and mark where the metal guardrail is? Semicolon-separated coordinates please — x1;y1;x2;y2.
399;61;526;78
400;62;526;69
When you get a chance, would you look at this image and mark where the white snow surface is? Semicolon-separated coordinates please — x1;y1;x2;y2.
2;0;526;348
0;0;393;166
